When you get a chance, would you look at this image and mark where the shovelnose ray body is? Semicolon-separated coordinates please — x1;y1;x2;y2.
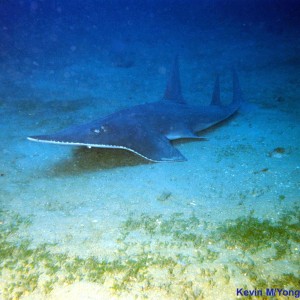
28;57;243;162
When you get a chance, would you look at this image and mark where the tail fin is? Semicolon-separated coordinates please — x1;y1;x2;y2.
210;74;221;106
162;56;186;104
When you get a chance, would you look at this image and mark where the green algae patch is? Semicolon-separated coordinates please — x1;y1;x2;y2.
216;206;300;255
0;206;299;299
122;212;203;238
0;211;220;299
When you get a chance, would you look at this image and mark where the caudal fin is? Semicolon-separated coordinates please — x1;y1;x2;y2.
210;74;221;106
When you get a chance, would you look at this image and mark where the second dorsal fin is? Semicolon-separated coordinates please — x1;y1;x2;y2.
162;56;186;104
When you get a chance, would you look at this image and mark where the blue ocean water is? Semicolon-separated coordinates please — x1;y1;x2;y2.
0;1;299;299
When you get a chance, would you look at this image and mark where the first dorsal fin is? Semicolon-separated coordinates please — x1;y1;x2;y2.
162;56;185;104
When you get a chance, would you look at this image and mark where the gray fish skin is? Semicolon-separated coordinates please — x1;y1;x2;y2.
28;58;243;162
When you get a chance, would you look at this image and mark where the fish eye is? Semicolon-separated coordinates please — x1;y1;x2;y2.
91;125;108;134
91;128;101;134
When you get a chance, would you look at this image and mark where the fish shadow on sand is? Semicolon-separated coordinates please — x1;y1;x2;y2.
50;147;150;175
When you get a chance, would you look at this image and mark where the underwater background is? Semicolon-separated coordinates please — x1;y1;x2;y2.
0;0;299;299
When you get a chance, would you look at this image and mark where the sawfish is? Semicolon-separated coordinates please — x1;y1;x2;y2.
28;57;243;162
